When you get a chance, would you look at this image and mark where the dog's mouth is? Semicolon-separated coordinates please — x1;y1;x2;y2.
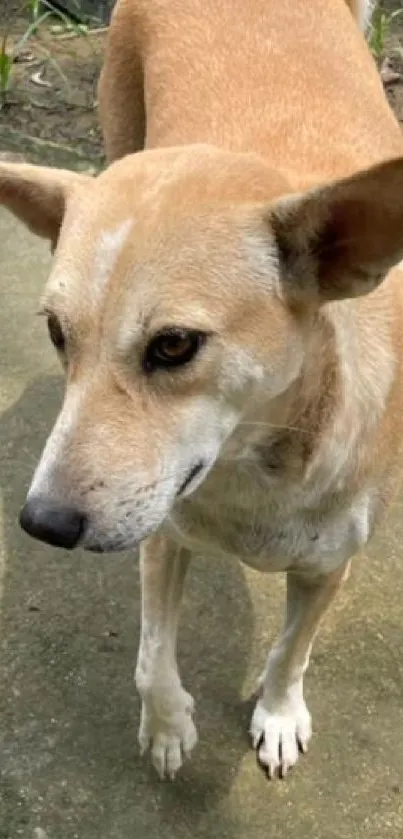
85;537;133;554
177;461;205;497
84;462;206;553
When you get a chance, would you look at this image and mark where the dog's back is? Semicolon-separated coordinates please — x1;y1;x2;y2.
99;0;402;186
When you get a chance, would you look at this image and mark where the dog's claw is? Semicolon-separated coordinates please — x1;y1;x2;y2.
138;694;198;779
251;732;261;750
251;697;312;780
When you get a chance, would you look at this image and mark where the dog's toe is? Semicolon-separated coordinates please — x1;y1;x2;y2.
151;732;185;779
250;698;312;779
139;701;198;780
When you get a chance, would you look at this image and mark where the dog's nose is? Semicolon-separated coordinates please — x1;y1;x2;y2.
19;497;86;549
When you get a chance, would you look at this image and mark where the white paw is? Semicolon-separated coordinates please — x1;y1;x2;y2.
250;697;312;779
138;688;198;779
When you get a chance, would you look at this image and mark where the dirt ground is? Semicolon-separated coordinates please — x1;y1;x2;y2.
0;0;402;165
0;1;106;162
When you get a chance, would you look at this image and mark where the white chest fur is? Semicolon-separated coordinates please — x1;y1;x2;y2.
170;456;373;575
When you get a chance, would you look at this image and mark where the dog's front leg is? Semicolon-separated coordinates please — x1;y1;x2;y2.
135;533;197;779
251;562;350;778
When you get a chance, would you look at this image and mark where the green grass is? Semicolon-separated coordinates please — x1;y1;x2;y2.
369;5;403;62
0;1;89;108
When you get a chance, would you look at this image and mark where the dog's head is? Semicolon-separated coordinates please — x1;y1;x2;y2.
2;145;403;552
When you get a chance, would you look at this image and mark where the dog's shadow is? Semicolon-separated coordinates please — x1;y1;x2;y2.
0;375;255;838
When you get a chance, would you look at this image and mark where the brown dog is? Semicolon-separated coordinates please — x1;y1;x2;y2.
1;0;403;781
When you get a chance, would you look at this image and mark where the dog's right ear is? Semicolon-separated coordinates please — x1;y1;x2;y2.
0;161;91;248
269;156;403;304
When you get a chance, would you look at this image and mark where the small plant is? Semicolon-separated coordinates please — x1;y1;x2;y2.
0;1;89;109
369;6;403;63
0;32;13;104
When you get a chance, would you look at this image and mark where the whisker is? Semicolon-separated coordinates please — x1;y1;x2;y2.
239;420;312;435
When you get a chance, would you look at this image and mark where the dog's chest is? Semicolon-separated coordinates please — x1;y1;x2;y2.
172;454;372;573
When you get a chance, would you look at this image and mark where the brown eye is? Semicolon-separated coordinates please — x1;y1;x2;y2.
144;329;206;372
47;314;65;352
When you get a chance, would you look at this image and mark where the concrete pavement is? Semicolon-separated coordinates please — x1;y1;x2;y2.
1;206;403;838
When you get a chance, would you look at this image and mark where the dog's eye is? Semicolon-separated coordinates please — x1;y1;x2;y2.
47;314;65;352
144;329;206;372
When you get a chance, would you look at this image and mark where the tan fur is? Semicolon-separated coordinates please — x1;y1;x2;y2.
1;0;403;780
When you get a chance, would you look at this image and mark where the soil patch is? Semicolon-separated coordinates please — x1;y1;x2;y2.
0;1;106;165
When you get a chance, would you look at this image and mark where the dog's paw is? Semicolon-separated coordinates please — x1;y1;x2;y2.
138;689;197;779
250;697;312;779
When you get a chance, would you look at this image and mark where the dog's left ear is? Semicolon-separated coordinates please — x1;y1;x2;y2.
270;156;403;303
0;161;90;247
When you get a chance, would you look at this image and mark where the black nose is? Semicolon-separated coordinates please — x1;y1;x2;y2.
19;497;86;550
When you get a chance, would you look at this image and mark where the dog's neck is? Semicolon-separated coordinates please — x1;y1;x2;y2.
226;294;395;494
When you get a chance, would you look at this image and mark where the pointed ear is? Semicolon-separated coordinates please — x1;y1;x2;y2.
270;156;403;303
0;161;90;247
